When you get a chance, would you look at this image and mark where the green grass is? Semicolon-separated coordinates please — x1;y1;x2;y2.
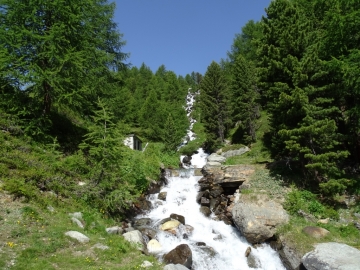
0;195;163;270
224;111;272;165
277;215;360;255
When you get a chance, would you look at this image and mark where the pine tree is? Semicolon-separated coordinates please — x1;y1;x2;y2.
200;61;231;150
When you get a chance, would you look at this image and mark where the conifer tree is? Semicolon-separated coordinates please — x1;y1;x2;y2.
231;55;259;144
200;61;231;150
0;0;127;118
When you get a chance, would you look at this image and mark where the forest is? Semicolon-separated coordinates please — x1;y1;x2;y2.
0;0;359;235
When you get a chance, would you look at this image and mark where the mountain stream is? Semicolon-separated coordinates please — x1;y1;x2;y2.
136;89;285;270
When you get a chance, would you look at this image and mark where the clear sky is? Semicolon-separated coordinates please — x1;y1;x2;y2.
113;1;271;76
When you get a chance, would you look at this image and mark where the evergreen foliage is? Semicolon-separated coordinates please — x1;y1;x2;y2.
230;55;259;144
200;61;231;151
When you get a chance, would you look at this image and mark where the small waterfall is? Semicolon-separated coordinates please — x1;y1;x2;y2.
135;88;286;269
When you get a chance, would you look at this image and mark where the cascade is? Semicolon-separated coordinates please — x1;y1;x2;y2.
135;89;285;269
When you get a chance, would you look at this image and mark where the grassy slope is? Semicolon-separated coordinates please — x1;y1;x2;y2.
0;192;163;270
222;110;360;255
0;122;168;269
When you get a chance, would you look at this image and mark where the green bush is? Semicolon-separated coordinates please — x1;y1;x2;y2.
284;188;339;219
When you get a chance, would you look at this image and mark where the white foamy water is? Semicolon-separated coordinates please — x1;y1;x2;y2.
137;88;285;269
138;149;285;270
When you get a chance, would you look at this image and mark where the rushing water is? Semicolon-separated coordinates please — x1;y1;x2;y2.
136;89;285;269
138;148;285;270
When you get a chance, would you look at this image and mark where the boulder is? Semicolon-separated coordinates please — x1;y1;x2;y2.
301;242;360;270
205;161;222;167
170;213;185;225
65;231;89;243
106;226;123;235
200;197;210;207
147;239;162;254
135;198;152;212
133;218;152;228
200;206;211;217
158;192;167;201
163;244;192;269
221;146;250;158
161;220;181;231
182;155;192;166
231;194;289;244
302;226;330;239
122;230;146;253
138;227;157;240
207;153;226;163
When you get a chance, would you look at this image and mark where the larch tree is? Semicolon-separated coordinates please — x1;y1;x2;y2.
0;0;127;119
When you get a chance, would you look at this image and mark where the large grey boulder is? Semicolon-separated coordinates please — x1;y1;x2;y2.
202;165;255;187
207;153;226;163
221;146;250;158
122;230;146;253
232;194;289;244
301;242;360;270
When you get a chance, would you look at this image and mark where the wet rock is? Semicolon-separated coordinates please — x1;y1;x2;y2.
158;217;172;225
135;197;152;212
133;218;152;228
147;180;161;194
138;227;157;240
210;198;221;211
147;239;162;254
302;226;330;239
196;242;206;246
200;206;211;217
199;183;211;191
163;244;192;269
161;220;181;231
245;246;251;257
200;197;210;207
183;224;194;235
182;155;192;166
158;192;167;201
199;246;216;257
301;242;360;270
170;213;185;225
247;253;260;268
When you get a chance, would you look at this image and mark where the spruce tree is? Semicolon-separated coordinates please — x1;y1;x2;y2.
200;61;231;150
230;55;259;144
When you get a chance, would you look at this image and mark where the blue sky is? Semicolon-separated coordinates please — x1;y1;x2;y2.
113;1;271;76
